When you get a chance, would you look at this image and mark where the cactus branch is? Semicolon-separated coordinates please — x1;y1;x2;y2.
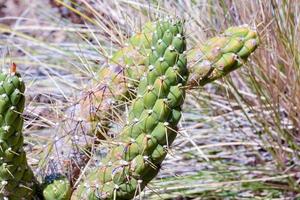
76;23;259;140
0;64;41;200
72;19;188;200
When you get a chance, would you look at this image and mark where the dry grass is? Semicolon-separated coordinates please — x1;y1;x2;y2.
0;0;299;199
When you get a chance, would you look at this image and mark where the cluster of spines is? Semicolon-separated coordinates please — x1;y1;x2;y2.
73;19;188;199
0;65;39;200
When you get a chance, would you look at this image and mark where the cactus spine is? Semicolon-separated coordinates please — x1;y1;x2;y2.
72;19;188;199
0;64;40;200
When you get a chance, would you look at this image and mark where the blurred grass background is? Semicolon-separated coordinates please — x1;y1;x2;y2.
0;0;299;199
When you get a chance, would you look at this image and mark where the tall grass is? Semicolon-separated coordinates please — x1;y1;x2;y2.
219;0;300;187
0;0;299;199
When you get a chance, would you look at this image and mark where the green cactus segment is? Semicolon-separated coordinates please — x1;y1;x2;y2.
109;23;258;89
188;25;259;86
0;69;39;200
43;174;71;200
73;19;188;199
86;24;258;140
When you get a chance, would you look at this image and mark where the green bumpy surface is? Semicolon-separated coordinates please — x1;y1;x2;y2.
72;19;188;200
43;175;71;200
86;23;258;139
108;23;259;88
0;71;39;200
189;25;259;86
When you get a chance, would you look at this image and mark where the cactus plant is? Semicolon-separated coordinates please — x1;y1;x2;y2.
0;64;41;200
67;23;259;199
0;21;259;200
0;65;72;200
72;19;188;199
71;21;259;200
0;21;258;200
78;23;259;140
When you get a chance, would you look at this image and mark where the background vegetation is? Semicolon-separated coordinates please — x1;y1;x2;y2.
0;0;299;199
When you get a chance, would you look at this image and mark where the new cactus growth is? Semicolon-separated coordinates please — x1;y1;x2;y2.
43;174;71;200
72;19;188;199
110;21;155;89
0;64;40;200
189;25;259;86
